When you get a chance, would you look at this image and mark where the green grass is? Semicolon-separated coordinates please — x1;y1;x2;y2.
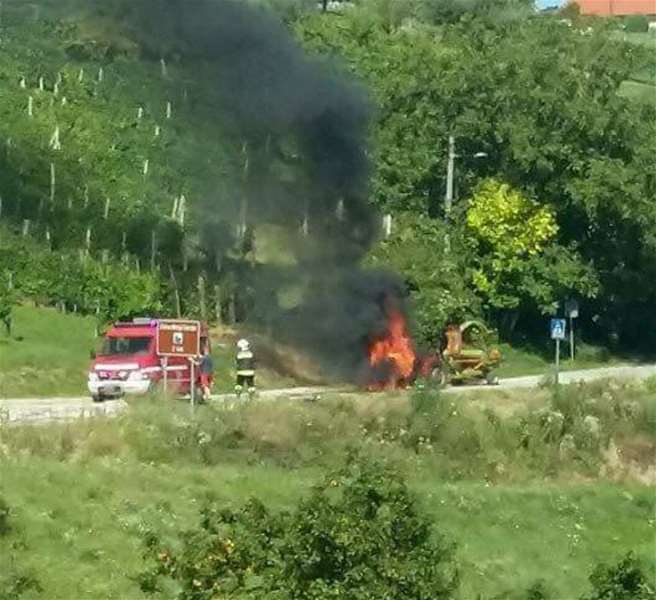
494;341;630;379
620;79;656;104
614;31;656;49
0;305;96;398
1;459;653;599
1;384;654;598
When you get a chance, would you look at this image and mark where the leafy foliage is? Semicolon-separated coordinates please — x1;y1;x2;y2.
296;11;656;346
465;179;597;316
0;228;164;323
140;457;459;599
582;553;656;600
0;496;11;537
367;213;481;343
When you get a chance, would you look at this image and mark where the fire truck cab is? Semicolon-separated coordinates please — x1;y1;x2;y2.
87;318;210;402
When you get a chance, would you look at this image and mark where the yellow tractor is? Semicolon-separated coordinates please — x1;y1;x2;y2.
437;320;501;385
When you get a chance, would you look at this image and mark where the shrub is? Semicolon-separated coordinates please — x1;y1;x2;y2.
140;457;459;599
0;568;43;599
582;553;655;600
0;495;11;536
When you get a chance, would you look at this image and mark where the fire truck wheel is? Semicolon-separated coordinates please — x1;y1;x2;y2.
92;394;103;403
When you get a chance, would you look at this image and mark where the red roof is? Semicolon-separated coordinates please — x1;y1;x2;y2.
571;0;656;15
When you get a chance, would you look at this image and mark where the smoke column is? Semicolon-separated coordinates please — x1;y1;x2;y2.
104;0;405;381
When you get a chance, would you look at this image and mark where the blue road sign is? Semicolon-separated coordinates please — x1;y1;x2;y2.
550;318;566;340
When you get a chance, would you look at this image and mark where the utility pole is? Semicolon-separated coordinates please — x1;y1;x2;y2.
443;136;486;252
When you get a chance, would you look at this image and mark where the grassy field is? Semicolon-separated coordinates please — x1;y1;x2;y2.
1;459;653;599
0;306;96;398
613;31;656;104
1;384;655;598
494;341;634;379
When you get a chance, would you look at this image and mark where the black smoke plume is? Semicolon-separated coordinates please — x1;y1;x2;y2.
100;0;405;381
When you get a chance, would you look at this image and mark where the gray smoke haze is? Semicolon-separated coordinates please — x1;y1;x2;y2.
98;0;405;381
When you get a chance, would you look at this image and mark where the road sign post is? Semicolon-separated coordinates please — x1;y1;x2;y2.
565;299;579;362
189;357;195;413
550;318;567;385
156;319;201;410
162;356;168;394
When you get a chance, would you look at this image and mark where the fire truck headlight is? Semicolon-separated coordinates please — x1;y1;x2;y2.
128;370;150;381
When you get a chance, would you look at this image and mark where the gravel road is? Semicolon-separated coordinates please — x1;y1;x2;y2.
1;365;655;425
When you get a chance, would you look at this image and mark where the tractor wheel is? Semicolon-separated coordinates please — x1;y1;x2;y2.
485;372;500;386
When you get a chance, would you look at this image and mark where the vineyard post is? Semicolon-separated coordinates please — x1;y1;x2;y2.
50;162;56;205
22;219;30;236
168;265;182;318
214;285;222;324
150;231;157;271
198;275;207;320
228;293;236;324
336;198;344;221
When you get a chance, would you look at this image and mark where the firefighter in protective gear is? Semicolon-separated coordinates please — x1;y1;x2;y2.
235;338;255;399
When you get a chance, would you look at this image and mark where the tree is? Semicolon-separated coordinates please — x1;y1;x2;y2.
0;286;16;336
367;213;481;344
464;179;597;333
296;12;655;346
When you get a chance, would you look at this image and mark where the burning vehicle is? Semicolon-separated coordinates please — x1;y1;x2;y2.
367;308;501;389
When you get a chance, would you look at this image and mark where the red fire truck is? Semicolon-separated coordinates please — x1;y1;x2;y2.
87;318;209;402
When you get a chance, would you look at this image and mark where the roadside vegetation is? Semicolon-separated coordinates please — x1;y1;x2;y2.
1;380;654;598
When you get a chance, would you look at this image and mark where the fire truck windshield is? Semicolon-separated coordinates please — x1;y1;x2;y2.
101;336;152;356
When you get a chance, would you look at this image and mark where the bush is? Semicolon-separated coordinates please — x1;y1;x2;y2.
140;457;459;599
0;495;11;536
582;553;655;600
624;15;649;33
0;568;43;600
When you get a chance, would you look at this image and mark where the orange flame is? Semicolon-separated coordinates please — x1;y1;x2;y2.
368;308;416;390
